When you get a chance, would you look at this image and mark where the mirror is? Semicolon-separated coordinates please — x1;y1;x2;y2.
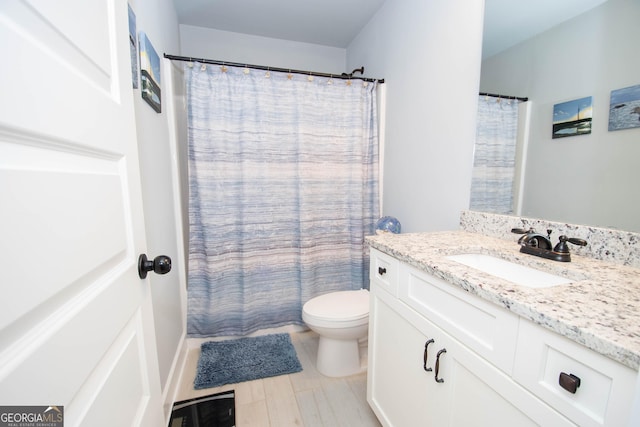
477;0;640;233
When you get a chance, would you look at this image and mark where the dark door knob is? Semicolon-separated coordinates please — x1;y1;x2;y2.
138;254;172;279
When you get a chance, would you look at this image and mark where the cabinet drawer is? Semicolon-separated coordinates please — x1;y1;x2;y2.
399;263;519;374
369;248;399;296
513;319;637;427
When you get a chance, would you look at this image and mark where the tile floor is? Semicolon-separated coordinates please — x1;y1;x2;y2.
174;330;382;426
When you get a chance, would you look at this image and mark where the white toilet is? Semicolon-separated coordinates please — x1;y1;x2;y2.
302;289;369;377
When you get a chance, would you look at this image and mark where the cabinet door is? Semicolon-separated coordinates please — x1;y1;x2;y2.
368;288;446;426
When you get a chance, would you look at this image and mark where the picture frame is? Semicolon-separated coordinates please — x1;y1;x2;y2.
608;84;640;131
139;32;161;113
552;96;592;139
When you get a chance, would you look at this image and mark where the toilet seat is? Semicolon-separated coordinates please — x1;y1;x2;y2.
303;289;369;326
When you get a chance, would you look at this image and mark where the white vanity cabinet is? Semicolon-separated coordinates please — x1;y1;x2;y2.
367;248;575;426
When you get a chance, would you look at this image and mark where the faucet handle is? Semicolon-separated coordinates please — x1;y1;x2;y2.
554;235;588;254
567;237;588;246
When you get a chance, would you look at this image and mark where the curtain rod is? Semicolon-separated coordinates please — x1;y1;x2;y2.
479;91;528;102
164;53;384;84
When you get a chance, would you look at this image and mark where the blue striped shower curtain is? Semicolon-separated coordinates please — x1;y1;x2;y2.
186;63;379;337
470;96;520;214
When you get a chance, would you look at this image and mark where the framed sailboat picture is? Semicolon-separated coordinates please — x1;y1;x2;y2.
552;96;592;139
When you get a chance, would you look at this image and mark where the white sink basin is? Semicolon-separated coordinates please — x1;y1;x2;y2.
446;253;572;288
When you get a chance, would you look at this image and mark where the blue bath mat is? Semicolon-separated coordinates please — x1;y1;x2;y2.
194;333;303;389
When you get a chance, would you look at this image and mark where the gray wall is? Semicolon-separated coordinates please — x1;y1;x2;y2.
347;0;484;232
480;0;640;232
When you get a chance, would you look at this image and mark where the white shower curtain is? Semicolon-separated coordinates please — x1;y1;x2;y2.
470;95;521;214
186;63;379;337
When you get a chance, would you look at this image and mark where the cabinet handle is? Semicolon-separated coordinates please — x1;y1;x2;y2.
423;339;435;371
378;266;387;275
435;348;447;383
559;372;581;394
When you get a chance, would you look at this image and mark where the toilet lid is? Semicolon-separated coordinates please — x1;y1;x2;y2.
303;289;369;321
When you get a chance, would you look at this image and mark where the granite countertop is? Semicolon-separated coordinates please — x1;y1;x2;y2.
366;230;640;371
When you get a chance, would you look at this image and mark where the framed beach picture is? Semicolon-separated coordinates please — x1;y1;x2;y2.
552;96;592;139
139;32;161;113
608;84;640;131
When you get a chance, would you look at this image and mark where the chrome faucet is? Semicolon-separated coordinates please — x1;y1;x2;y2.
511;227;587;262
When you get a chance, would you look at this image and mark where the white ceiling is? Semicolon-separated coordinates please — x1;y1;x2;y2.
173;0;608;57
173;0;387;48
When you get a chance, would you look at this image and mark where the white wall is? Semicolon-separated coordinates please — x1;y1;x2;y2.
480;0;640;232
128;0;186;408
179;25;347;74
346;0;484;232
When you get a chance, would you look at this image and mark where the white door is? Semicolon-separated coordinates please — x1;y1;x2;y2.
0;1;164;426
